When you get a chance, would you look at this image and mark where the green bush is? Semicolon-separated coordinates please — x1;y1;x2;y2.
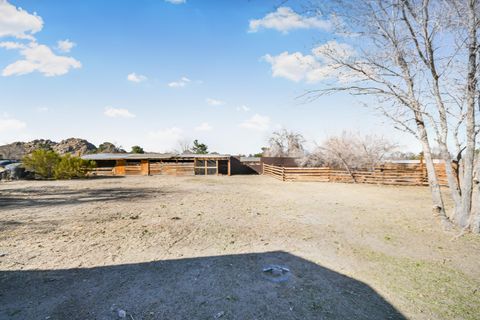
131;145;144;154
192;139;208;154
53;154;96;179
23;149;61;178
23;150;96;179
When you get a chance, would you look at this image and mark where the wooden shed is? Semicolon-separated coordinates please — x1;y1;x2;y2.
82;153;233;177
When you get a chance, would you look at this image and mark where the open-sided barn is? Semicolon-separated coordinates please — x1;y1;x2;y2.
82;153;241;176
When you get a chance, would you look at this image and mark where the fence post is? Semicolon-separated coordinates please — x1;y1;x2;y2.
420;154;427;185
282;166;285;181
381;164;385;185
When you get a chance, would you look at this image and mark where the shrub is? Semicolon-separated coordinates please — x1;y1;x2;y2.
23;149;61;178
53;154;96;179
131;145;144;154
23;150;95;179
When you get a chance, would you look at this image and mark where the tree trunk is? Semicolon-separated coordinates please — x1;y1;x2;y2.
415;113;451;228
455;0;477;229
339;157;356;183
409;0;464;225
390;34;451;227
439;142;463;218
470;159;480;233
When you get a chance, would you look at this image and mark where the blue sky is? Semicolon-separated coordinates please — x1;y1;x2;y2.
0;0;418;154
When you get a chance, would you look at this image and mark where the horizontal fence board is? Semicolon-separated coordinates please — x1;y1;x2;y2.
264;163;449;187
89;167;115;176
149;162;194;176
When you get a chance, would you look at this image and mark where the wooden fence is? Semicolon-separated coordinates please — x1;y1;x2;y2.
263;163;449;186
89;166;115;176
89;162;195;176
149;162;194;176
125;161;142;175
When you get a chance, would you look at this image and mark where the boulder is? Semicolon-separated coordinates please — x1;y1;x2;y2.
53;138;97;156
0;138;97;160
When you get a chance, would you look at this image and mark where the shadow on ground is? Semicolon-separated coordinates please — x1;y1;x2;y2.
0;251;405;320
0;185;165;210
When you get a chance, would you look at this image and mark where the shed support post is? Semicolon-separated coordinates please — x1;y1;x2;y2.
115;160;126;176
141;160;149;176
228;159;231;176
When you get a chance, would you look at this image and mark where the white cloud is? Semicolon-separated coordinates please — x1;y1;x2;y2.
249;7;330;34
0;41;25;49
127;72;147;83
148;127;183;151
36;106;48;112
56;39;75;53
0;0;43;39
168;81;184;88
206;98;225;106
239;114;271;131
312;40;355;60
263;51;317;82
165;0;186;4
236;105;251;112
168;76;191;88
195;122;212;132
0;2;81;77
0;115;26;133
104;106;136;119
263;40;356;83
2;42;81;77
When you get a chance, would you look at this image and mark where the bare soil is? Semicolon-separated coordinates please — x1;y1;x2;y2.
0;176;479;319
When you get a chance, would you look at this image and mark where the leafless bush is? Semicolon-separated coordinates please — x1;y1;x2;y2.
264;129;306;158
297;147;326;167
177;139;192;154
299;132;397;175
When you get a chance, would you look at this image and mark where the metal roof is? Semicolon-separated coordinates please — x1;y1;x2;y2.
240;157;261;162
126;153;175;159
81;153;131;160
386;159;445;164
175;153;231;159
81;153;231;161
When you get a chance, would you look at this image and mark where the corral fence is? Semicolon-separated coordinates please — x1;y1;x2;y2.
150;162;195;176
263;162;449;186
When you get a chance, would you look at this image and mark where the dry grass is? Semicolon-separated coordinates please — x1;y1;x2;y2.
0;175;479;319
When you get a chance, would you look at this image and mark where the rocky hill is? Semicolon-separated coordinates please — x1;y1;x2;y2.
53;138;97;156
0;138;98;160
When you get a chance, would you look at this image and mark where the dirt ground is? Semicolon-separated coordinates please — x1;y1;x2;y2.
0;175;479;320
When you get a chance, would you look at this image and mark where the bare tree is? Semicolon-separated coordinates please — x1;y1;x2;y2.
298;0;480;231
397;0;479;230
357;134;398;171
265;129;306;157
387;151;422;160
297;147;327;167
299;132;397;181
321;132;362;181
177;139;192;154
